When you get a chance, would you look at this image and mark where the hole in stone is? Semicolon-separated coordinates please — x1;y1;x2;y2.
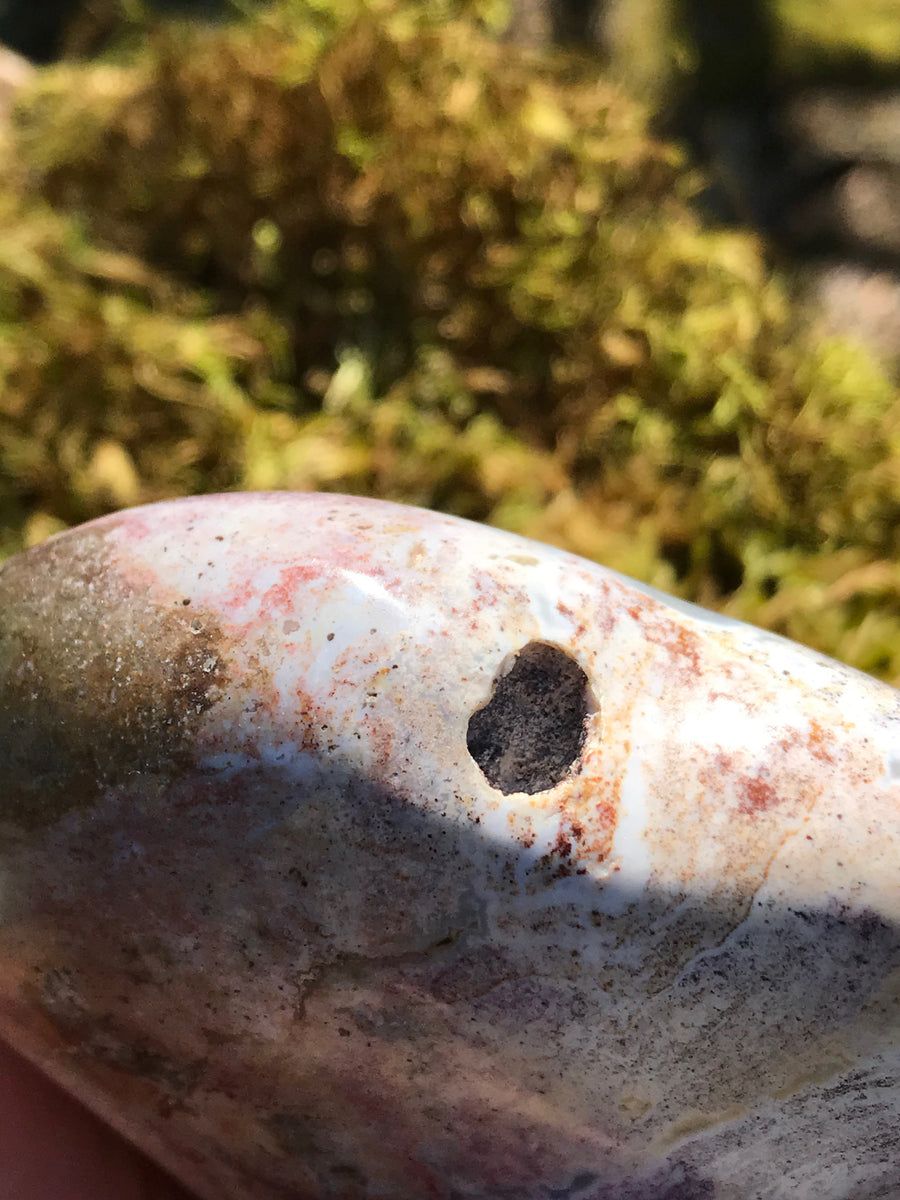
466;642;594;795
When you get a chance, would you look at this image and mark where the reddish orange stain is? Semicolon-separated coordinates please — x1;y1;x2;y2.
259;562;323;618
737;774;781;815
552;831;573;859
555;601;587;638
626;599;703;674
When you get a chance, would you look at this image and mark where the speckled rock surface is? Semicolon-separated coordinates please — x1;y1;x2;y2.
0;492;898;1200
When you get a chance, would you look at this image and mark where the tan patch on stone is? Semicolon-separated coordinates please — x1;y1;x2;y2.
0;522;229;832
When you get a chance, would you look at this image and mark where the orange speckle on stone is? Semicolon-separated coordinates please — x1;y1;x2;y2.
807;718;836;766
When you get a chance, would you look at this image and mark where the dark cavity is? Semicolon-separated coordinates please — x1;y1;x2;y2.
466;641;593;794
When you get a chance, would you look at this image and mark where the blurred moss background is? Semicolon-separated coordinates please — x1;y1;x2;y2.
2;0;900;680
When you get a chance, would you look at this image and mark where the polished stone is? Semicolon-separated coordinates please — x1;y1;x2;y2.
0;492;897;1200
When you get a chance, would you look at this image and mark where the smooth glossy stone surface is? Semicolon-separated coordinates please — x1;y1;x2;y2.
0;492;898;1200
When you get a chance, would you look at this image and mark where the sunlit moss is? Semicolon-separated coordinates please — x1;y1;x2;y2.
772;0;900;73
2;0;900;681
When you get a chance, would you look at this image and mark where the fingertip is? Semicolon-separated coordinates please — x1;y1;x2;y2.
0;1040;194;1200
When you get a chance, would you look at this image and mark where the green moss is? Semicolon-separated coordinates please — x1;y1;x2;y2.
772;0;900;74
1;0;900;680
602;0;900;108
0;187;283;548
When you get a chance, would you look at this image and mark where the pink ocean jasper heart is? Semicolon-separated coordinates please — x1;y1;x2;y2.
0;492;898;1200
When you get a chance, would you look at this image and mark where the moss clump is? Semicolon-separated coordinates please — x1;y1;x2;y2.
771;0;900;75
0;186;284;557
3;0;900;680
602;0;900;108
